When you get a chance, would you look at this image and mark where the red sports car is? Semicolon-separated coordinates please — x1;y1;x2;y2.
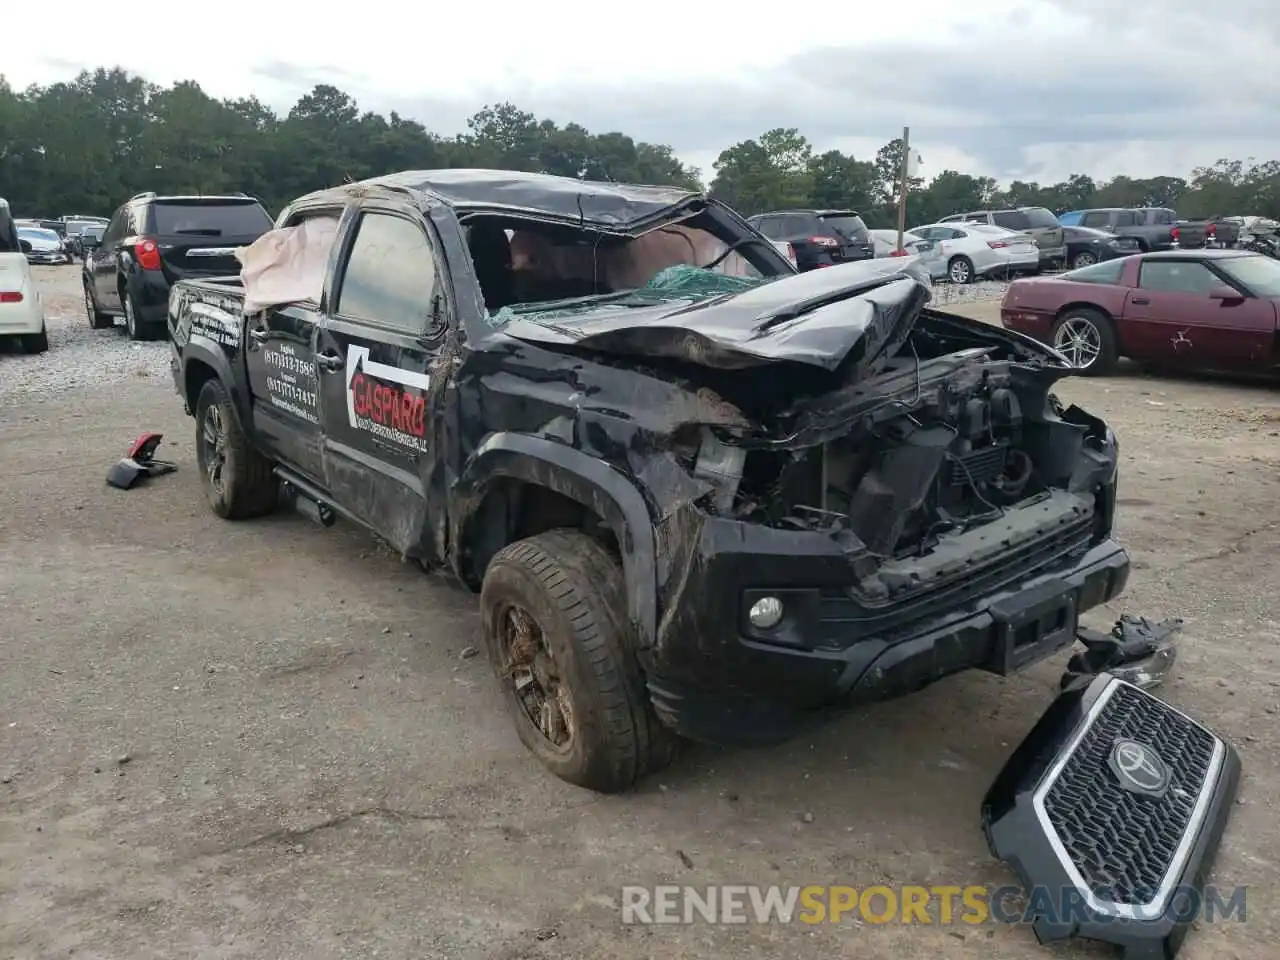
999;250;1280;375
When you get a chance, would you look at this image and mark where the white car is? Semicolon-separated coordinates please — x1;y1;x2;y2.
0;202;49;353
909;221;1041;283
869;228;934;258
17;225;71;265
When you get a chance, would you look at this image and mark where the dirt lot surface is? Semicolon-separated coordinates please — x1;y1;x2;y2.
2;267;1277;959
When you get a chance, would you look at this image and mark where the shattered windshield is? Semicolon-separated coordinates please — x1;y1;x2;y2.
477;216;785;328
487;265;764;327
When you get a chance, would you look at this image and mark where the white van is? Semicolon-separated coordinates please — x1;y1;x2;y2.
0;198;48;353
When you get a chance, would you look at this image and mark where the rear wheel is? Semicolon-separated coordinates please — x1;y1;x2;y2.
122;288;148;341
481;529;677;792
84;279;112;330
1051;308;1118;375
947;255;974;284
21;325;49;354
194;378;278;519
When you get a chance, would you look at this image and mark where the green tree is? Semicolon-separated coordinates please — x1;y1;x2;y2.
807;150;878;214
2;66;1278;225
910;170;997;225
873;138;924;206
708;128;814;215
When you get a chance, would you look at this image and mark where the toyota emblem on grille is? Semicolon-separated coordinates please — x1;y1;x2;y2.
1109;739;1171;797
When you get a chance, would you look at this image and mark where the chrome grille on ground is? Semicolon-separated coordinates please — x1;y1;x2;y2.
1037;681;1220;912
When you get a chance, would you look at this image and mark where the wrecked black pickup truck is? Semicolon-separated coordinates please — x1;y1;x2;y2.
171;172;1245;957
169;169;1133;793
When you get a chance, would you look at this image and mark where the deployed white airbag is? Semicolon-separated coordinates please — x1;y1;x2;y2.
236;215;341;314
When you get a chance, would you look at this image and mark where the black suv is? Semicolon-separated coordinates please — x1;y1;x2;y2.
747;209;875;271
83;192;273;339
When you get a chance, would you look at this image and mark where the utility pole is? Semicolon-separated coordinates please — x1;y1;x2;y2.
895;126;911;253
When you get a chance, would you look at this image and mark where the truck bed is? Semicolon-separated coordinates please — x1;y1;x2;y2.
179;275;245;295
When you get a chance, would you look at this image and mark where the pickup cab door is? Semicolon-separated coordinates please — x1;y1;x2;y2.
243;301;325;482
313;205;450;560
239;208;342;484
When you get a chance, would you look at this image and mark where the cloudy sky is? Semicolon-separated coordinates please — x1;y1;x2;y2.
8;0;1279;186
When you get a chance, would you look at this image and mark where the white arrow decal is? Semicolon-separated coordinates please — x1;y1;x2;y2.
345;343;431;429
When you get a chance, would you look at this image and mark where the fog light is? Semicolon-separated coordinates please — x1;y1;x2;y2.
748;596;785;630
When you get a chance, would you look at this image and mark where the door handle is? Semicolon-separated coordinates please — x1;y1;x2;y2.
1131;297;1150;305
248;327;269;343
315;350;344;372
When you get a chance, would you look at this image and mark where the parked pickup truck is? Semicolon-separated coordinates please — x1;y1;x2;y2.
1199;216;1241;249
1059;207;1208;251
168;169;1129;793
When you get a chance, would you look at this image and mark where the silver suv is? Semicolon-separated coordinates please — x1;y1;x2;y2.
939;207;1066;268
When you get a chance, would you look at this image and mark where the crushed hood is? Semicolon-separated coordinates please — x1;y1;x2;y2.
500;258;934;374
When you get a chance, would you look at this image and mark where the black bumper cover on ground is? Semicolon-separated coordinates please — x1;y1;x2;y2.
982;673;1240;959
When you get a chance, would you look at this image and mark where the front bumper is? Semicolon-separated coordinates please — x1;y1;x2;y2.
643;500;1129;745
983;673;1240;958
1001;308;1055;344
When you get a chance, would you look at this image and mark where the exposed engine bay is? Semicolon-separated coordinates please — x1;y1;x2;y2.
671;310;1117;601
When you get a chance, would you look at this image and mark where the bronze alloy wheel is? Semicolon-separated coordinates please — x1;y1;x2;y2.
198;401;228;500
498;603;575;753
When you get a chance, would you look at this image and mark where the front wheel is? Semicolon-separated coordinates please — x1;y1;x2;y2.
84;279;112;330
1071;251;1098;269
481;529;677;792
947;255;974;284
194;378;278;519
1051;308;1119;375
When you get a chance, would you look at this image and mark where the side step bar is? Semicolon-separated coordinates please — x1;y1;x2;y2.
274;467;336;527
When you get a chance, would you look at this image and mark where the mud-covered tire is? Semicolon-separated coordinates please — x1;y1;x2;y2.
194;378;278;519
480;529;677;792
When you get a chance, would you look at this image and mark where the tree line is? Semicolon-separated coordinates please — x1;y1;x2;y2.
2;68;1278;228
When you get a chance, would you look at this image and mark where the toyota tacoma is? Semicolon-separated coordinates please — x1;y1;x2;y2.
168;169;1131;794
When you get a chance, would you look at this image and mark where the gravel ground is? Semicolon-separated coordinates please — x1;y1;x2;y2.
0;267;171;401
1;266;1277;960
